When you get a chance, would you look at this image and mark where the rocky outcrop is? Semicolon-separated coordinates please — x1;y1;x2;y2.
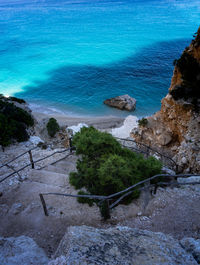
34;117;70;148
131;27;200;173
104;94;136;111
0;235;49;265
50;226;198;265
180;237;200;264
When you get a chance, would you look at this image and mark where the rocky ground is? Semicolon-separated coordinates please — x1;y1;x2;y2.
49;226;200;265
0;140;200;262
0;109;200;264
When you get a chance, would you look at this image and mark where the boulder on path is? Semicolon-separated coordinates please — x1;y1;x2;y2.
0;235;49;265
104;94;136;111
51;226;197;265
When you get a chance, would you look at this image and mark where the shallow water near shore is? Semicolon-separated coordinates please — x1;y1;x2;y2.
0;0;199;117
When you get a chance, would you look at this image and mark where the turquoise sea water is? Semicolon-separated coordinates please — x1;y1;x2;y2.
0;0;199;117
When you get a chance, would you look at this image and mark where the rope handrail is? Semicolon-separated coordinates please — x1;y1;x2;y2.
0;148;71;183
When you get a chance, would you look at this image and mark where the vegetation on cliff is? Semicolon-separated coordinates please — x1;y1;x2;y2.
171;28;200;111
46;117;60;137
69;127;162;218
0;95;34;149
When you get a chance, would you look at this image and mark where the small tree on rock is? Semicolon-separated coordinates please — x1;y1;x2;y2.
47;118;60;137
69;127;162;219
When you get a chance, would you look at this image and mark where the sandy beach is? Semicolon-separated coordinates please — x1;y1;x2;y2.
32;111;125;130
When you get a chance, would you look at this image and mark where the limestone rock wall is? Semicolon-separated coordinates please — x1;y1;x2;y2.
131;27;200;173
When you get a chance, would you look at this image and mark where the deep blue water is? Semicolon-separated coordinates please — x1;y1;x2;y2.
0;0;199;117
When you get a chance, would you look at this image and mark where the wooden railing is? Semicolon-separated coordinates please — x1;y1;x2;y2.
0;147;72;183
39;173;200;218
0;137;74;184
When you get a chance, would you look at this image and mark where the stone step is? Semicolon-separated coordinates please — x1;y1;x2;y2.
30;170;68;187
44;165;67;175
53;160;77;174
62;155;78;163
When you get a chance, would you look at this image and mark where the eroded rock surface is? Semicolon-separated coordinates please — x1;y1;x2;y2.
51;226;197;265
104;94;136;111
0;235;49;265
180;237;200;264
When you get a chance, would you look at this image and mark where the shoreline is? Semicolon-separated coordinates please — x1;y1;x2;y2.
32;111;125;131
32;110;139;139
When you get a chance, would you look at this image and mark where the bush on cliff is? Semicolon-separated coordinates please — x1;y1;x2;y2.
0;97;34;149
138;118;148;127
172;29;200;111
46;117;60;137
69;127;162;219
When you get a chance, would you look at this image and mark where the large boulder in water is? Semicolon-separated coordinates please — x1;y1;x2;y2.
104;94;136;111
49;226;197;265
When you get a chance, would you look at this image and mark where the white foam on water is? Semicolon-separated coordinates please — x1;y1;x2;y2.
111;115;138;138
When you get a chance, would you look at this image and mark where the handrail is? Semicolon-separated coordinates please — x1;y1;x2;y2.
39;173;200;216
0;146;38;169
106;174;198;200
115;137;177;169
0;134;178;184
0;148;71;183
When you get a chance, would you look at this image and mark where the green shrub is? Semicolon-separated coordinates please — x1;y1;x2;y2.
0;97;34;149
138;118;148;127
69;127;162;219
0;113;12;148
77;191;94;207
172;34;200;112
0;99;34;126
46;118;60;137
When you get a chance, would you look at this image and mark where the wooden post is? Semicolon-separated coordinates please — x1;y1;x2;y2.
28;150;34;169
69;137;72;153
175;164;179;174
153;183;158;194
147;146;150;158
39;194;49;216
100;200;111;220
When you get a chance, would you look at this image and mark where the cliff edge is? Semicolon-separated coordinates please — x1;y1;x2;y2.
131;27;200;173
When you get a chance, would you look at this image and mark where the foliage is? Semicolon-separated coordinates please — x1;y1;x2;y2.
0;97;34;149
69;127;162;219
192;27;200;47
0;100;34;127
172;34;200;112
0;113;12;148
77;191;94;207
174;51;199;83
46;118;60;137
138;118;148;127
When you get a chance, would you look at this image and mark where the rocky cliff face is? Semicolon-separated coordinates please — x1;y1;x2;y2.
131;27;200;173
